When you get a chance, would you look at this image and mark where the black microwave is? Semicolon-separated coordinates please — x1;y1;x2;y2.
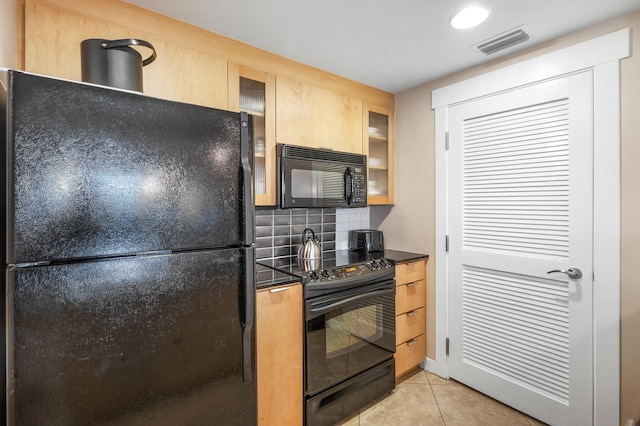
277;144;367;208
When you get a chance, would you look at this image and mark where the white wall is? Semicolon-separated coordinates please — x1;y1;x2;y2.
0;0;17;69
370;86;437;358
373;10;640;423
369;84;434;257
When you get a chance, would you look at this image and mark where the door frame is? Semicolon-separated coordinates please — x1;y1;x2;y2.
432;28;630;425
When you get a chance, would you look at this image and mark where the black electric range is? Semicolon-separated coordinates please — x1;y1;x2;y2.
258;249;395;299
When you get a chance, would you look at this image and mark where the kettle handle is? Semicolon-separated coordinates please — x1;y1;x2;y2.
303;228;316;240
101;39;157;66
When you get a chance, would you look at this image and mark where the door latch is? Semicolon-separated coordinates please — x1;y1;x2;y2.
547;268;583;279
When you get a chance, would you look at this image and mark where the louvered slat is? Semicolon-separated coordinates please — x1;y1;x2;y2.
462;99;570;259
462;265;570;403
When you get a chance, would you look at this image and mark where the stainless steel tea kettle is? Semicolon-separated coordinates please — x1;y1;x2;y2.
298;228;321;261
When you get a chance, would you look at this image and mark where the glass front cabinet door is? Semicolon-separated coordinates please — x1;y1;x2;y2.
364;104;395;204
229;65;276;206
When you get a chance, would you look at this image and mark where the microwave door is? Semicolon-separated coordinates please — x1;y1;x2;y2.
322;163;348;206
281;156;361;208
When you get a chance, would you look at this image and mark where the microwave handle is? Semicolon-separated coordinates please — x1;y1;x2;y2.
344;167;354;205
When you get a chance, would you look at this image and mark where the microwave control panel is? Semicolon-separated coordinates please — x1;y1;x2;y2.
350;167;367;205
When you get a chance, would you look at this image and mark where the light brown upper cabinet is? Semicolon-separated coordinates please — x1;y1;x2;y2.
22;0;395;196
23;0;229;110
276;76;364;154
364;103;395;204
229;65;277;206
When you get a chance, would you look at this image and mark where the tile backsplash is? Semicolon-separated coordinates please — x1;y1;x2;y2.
255;207;370;265
335;207;370;250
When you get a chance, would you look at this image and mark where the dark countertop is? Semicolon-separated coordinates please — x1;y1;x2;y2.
255;262;301;290
255;249;428;289
382;249;429;264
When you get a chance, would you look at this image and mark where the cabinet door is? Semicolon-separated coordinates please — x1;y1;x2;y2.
229;65;277;206
396;307;426;343
276;76;363;153
256;284;303;426
396;334;426;377
396;259;426;286
363;103;395;204
396;279;426;314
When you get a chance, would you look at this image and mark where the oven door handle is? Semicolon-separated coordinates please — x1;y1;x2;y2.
307;287;395;319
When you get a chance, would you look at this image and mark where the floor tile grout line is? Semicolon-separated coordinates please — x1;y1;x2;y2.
343;369;548;426
427;379;448;425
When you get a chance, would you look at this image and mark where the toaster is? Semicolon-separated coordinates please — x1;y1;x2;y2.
349;229;384;252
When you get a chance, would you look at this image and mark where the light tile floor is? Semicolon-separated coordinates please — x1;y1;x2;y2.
338;369;548;426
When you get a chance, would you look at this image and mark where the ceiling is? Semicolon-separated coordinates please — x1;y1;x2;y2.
125;0;640;93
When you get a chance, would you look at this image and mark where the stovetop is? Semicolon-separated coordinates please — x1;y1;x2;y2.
257;250;395;298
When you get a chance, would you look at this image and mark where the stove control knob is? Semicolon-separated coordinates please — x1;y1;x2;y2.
320;269;330;279
309;271;319;281
371;260;379;270
379;259;387;268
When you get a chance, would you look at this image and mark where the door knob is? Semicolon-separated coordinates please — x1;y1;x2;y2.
547;268;583;279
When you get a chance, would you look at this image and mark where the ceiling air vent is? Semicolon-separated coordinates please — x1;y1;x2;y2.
472;25;532;55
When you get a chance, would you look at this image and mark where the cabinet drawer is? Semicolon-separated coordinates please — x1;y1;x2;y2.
395;334;426;377
396;279;426;314
395;259;426;286
396;307;426;344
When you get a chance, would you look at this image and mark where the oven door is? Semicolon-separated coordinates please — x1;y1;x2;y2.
280;157;350;208
305;280;396;396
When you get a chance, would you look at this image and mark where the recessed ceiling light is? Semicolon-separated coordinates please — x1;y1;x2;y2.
450;5;490;30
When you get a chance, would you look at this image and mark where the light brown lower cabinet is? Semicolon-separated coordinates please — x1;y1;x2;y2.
396;334;427;376
395;259;427;378
256;283;303;426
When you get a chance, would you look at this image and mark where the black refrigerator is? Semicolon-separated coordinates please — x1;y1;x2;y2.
0;69;256;425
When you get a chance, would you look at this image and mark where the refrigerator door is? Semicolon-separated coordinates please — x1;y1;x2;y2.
6;248;256;426
6;70;253;264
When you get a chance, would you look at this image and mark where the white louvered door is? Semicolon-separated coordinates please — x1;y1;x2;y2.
447;71;593;425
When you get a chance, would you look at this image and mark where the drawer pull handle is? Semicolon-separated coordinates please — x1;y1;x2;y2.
407;260;420;265
406;338;419;346
269;286;291;293
407;282;419;287
406;310;418;317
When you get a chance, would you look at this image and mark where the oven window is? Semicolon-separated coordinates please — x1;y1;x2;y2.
326;305;382;359
306;288;395;396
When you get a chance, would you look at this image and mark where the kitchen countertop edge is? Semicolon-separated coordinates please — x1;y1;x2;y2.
382;249;429;264
255;262;301;290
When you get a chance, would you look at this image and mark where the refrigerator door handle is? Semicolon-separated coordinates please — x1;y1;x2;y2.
240;111;255;245
242;247;256;385
240;103;256;386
